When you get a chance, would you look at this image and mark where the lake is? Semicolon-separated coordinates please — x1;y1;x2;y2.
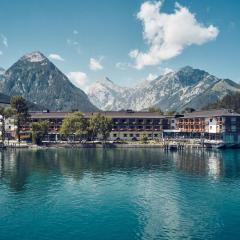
0;148;240;240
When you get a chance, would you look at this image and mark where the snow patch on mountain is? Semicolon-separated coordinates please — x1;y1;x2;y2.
87;67;240;111
21;51;46;63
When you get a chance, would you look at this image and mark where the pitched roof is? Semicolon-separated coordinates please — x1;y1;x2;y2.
182;109;240;118
29;110;171;119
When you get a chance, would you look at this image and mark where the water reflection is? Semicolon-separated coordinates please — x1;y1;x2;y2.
1;148;240;192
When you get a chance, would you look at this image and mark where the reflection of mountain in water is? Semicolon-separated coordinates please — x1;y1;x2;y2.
1;149;240;191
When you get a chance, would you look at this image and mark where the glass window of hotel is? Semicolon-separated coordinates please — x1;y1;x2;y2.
154;134;158;137
136;134;140;137
130;134;133;137
124;134;127;137
210;118;213;122
113;134;117;137
148;134;152;137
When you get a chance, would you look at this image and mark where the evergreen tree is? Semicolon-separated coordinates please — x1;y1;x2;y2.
10;96;29;143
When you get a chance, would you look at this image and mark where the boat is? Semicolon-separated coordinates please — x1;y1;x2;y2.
204;140;225;149
168;143;178;151
0;142;6;150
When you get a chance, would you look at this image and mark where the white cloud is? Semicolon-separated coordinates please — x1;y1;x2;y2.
146;73;158;81
89;57;103;71
130;1;219;69
49;53;64;61
115;62;130;70
67;71;88;90
66;38;80;54
162;67;174;75
1;34;8;47
73;30;78;35
67;38;79;46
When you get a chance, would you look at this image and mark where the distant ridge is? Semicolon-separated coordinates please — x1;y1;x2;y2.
87;67;240;111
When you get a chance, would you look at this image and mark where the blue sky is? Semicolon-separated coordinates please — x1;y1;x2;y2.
0;0;239;89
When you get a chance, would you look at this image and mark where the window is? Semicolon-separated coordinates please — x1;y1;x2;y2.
130;134;133;137
231;126;236;132
136;134;140;137
123;134;128;137
171;119;175;123
148;134;152;137
210;119;213;122
113;134;117;137
154;134;158;137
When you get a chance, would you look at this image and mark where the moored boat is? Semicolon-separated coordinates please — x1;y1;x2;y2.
204;140;225;149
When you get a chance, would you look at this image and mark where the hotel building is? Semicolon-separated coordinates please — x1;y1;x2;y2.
22;110;176;141
4;108;240;145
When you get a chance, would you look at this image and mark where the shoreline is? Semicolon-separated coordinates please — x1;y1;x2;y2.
4;142;215;150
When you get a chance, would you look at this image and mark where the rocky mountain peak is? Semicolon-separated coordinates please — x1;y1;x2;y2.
175;66;209;86
87;66;240;112
20;51;47;63
0;52;98;112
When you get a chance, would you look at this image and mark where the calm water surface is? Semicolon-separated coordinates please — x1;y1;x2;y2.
0;148;240;240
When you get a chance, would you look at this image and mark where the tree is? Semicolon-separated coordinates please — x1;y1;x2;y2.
148;106;163;114
166;110;177;116
182;107;196;114
31;121;48;145
99;115;113;142
203;92;240;113
60;112;87;141
88;113;113;141
10;96;29;143
0;107;14;143
140;134;148;143
88;113;102;140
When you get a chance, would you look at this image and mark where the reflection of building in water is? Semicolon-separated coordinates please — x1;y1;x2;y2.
174;149;223;178
0;150;16;178
207;151;222;179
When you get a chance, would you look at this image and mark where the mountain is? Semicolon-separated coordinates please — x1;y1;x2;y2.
0;67;5;88
0;52;98;112
87;77;131;110
87;66;240;112
0;67;5;75
203;92;240;113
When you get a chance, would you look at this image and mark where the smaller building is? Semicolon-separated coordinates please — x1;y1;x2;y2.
177;109;240;144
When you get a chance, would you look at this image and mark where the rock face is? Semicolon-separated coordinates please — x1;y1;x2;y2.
0;52;98;112
87;66;240;111
0;67;5;75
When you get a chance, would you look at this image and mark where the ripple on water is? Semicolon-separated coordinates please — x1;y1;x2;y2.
0;148;240;240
